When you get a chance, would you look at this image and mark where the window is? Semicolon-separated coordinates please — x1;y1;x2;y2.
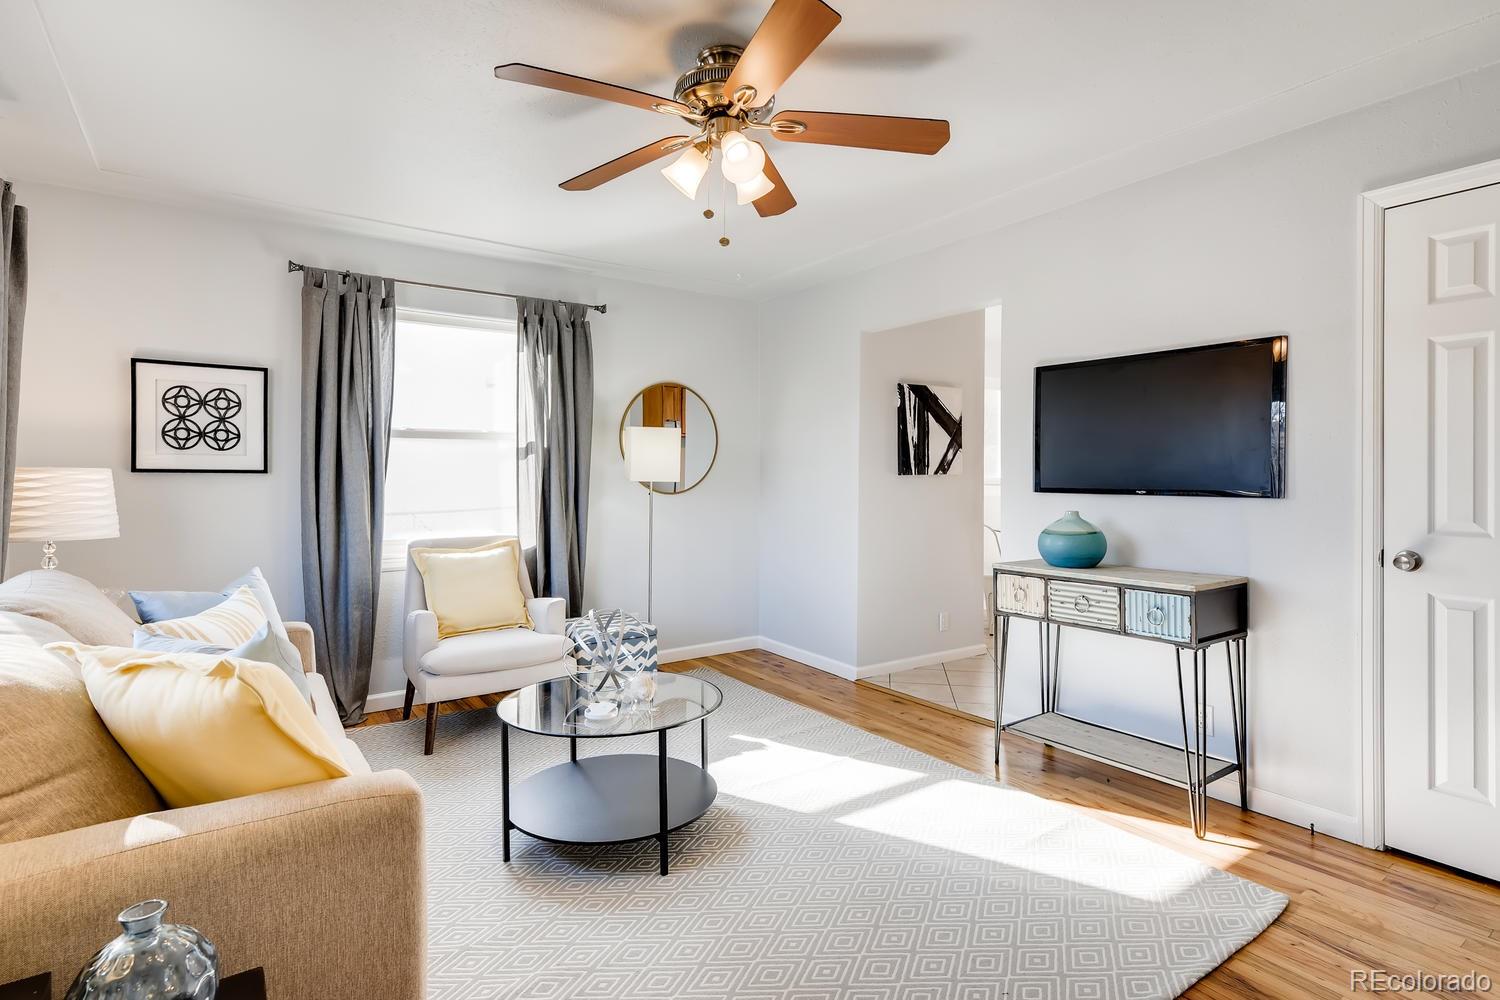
382;308;517;570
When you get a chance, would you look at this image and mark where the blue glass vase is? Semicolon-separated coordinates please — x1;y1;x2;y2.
66;900;218;1000
1037;510;1107;568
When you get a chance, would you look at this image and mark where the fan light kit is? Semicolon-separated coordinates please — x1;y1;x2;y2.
494;0;950;246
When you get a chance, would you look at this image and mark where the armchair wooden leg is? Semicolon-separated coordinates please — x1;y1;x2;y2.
402;681;415;721
424;701;439;756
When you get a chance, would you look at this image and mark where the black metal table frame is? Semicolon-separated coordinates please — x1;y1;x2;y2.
994;609;1249;839
499;715;711;876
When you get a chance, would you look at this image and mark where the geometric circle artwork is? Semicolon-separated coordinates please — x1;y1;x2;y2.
159;385;243;451
134;358;267;474
161;416;203;450
160;384;204;417
202;387;243;420
202;418;242;451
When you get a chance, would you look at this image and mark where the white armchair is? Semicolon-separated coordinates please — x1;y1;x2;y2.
403;534;574;753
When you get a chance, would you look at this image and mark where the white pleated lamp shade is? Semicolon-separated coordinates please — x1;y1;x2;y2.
624;426;682;484
9;468;120;542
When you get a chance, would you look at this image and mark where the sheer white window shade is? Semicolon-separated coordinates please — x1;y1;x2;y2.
382;309;518;572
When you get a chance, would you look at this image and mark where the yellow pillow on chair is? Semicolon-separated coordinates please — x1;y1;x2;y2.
410;539;532;640
47;643;349;808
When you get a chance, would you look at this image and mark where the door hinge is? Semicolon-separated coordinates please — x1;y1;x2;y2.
1377;548;1384;567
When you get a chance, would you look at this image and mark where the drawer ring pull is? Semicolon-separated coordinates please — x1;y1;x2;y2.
1012;586;1027;604
1073;595;1091;613
1146;606;1166;627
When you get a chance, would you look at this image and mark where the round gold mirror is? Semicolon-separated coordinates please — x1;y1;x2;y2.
618;382;718;494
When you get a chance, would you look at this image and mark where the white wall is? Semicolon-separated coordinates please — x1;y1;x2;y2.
857;311;985;669
759;63;1500;840
12;184;761;706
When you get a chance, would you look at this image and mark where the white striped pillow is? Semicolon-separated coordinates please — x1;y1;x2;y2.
138;586;266;648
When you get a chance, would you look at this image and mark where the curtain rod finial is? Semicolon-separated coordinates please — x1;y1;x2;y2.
287;260;301;273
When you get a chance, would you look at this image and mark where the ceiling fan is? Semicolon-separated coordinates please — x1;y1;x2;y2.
494;0;950;242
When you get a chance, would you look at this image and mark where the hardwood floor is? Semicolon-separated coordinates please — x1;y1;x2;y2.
357;649;1500;999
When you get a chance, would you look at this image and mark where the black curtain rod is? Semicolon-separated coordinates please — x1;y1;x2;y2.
286;260;606;314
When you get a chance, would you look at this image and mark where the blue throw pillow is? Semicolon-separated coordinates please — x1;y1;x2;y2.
130;620;311;704
129;590;221;623
131;567;305;676
230;621;312;703
131;631;222;654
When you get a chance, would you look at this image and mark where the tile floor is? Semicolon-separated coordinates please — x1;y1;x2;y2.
862;636;998;721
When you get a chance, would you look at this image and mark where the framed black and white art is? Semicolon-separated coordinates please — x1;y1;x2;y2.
131;358;268;473
896;382;962;476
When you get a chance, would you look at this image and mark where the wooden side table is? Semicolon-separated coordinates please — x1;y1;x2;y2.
993;559;1250;838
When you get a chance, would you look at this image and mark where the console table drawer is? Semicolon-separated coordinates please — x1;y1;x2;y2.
1124;590;1193;643
1046;580;1120;630
996;573;1046;617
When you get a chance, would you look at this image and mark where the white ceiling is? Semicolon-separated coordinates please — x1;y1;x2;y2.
3;0;1499;296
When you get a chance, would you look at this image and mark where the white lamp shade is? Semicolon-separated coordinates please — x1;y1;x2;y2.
735;171;775;205
624;426;682;484
661;146;710;199
9;467;120;542
719;132;766;185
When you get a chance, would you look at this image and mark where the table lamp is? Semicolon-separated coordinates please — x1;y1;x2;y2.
624;426;681;621
8;467;120;569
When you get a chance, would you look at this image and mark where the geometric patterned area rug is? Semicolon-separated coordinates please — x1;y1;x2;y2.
349;668;1286;1000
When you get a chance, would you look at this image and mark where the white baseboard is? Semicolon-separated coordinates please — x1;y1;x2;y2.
853;643;988;680
753;637;859;680
364;688;408;714
1225;785;1361;844
660;636;761;664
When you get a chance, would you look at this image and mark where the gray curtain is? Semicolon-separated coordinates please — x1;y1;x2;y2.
300;267;395;724
0;181;26;577
516;297;593;616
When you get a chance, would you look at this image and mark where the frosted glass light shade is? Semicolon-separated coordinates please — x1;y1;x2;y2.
9;467;120;541
661;146;710;199
735;171;775;205
719;132;766;184
624;426;682;484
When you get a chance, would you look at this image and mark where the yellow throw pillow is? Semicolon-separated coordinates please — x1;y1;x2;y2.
137;585;266;648
48;643;350;808
410;539;532;640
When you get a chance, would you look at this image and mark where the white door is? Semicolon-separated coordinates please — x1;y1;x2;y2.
1383;181;1500;879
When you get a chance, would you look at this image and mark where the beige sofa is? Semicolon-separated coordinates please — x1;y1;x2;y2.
0;571;426;998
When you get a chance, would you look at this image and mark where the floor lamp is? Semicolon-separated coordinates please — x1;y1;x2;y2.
624;426;682;622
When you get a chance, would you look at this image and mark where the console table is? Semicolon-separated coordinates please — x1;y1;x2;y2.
992;559;1249;838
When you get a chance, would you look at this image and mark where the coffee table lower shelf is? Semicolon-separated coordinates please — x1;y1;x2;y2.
509;754;717;845
1004;711;1239;788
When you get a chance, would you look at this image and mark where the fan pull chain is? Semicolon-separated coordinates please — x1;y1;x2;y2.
718;168;730;247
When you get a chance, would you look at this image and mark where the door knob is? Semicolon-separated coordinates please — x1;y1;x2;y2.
1391;549;1423;572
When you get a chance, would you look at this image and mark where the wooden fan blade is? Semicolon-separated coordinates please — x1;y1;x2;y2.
561;136;693;191
725;0;841;105
753;149;796;217
770;110;950;154
495;63;693;116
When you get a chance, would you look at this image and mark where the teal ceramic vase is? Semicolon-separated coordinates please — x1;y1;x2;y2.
1037;510;1107;568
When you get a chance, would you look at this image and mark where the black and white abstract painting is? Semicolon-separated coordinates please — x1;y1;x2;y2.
896;382;962;475
131;358;268;473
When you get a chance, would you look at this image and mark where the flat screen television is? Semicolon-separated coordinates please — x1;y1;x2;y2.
1034;337;1287;498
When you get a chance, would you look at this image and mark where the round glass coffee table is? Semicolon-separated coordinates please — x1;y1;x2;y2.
496;673;723;876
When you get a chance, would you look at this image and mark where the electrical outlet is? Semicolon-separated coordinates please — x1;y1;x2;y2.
938;611;950;632
1197;705;1215;737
